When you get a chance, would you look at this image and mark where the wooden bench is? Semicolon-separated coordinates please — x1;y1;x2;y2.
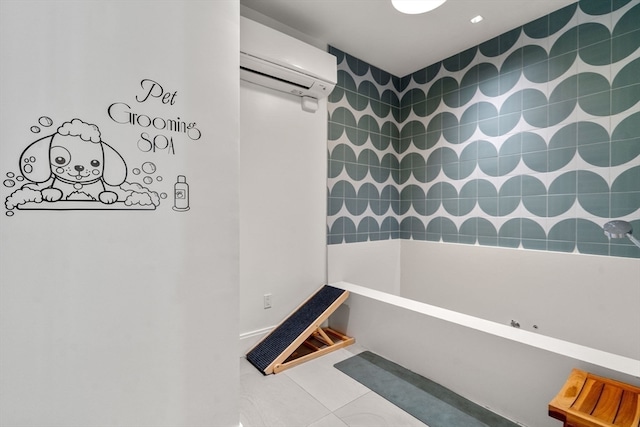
549;368;640;427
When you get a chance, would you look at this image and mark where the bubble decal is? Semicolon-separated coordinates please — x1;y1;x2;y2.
142;162;156;174
38;116;53;127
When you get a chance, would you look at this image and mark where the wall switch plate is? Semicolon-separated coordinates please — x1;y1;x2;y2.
263;294;272;309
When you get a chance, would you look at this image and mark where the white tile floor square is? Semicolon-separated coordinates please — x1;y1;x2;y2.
239;346;429;427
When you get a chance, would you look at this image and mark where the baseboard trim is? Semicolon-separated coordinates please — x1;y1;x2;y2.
239;326;274;357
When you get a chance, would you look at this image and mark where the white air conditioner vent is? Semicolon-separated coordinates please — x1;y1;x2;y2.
240;17;337;112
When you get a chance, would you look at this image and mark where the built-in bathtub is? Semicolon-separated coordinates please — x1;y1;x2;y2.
328;240;640;427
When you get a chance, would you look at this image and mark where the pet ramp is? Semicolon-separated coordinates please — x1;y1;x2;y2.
246;285;354;375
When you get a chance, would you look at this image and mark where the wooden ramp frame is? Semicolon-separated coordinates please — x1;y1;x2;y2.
549;368;640;427
246;285;354;375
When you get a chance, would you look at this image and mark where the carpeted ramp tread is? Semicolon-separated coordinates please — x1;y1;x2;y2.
247;285;346;374
335;351;520;427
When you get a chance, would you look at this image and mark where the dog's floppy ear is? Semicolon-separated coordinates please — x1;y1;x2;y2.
101;142;127;186
20;135;53;183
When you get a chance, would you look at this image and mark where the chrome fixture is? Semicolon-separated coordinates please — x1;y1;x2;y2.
603;220;640;249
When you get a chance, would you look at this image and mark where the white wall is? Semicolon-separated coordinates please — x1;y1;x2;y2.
239;5;326;51
239;81;327;352
328;240;401;294
401;240;640;359
0;2;240;426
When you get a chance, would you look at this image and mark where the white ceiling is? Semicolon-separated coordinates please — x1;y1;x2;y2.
240;0;577;77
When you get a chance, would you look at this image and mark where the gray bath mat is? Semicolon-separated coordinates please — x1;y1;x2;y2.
334;351;519;427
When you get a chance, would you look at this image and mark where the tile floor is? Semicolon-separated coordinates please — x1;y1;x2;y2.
239;345;429;427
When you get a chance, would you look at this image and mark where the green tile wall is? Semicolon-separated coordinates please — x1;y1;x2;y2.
327;0;640;258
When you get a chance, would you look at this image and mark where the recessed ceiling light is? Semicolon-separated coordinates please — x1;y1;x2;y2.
391;0;447;15
470;15;484;24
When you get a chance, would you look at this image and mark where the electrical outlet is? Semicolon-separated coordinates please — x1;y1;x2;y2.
263;294;272;309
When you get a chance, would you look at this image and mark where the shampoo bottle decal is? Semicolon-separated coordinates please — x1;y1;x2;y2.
173;175;190;211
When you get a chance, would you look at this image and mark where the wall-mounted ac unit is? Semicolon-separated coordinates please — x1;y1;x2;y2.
240;17;337;112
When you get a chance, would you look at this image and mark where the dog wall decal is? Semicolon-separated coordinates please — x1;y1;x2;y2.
19;118;127;203
5;117;163;212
